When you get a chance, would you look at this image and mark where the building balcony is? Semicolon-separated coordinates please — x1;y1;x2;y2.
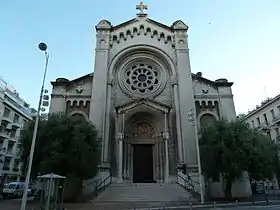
0;131;9;139
8;136;19;143
273;115;280;125
12;121;21;129
1;116;12;124
258;123;271;131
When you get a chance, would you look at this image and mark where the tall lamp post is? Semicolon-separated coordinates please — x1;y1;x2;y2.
20;42;49;210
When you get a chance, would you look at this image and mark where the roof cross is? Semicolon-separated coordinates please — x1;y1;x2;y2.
136;2;148;14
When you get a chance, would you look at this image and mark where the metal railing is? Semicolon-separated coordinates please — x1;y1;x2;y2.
177;172;201;201
94;171;112;197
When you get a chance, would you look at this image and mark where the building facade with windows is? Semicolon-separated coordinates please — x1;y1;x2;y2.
243;94;280;142
242;94;280;189
0;77;36;185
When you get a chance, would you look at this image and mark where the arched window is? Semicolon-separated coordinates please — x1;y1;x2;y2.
71;113;86;121
200;114;216;128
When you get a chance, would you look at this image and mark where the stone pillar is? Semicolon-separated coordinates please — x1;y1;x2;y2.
117;132;124;183
103;80;113;163
172;82;184;162
163;132;170;183
117;113;125;183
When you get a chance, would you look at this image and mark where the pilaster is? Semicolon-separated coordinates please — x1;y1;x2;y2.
90;20;112;164
172;21;198;166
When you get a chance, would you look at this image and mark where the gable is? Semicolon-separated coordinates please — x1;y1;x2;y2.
109;17;175;45
51;73;93;95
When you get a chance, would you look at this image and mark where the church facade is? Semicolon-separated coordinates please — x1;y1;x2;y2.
49;4;236;185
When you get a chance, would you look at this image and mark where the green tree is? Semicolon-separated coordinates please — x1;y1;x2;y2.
200;119;279;197
19;114;100;194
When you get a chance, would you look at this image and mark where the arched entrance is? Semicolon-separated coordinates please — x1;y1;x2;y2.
115;99;171;184
131;121;155;183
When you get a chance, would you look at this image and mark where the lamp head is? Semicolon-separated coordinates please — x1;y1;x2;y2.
38;42;47;51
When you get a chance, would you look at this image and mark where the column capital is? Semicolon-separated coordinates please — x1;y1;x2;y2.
117;132;124;141
162;132;169;140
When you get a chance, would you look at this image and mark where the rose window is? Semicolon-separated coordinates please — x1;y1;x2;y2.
124;64;160;95
118;60;167;98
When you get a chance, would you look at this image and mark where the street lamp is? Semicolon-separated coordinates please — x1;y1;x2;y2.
20;42;49;210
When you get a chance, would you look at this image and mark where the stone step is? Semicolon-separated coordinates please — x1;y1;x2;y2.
92;183;194;207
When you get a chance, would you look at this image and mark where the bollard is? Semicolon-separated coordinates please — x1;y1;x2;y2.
213;201;216;208
235;200;238;206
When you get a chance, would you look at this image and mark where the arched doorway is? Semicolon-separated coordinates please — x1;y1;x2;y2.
131;121;155;183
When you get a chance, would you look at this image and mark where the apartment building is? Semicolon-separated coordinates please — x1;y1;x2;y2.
242;94;280;189
0;77;36;184
243;94;280;142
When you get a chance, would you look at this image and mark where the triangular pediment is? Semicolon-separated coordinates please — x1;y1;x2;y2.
111;17;173;33
116;99;170;114
172;20;188;30
96;19;112;30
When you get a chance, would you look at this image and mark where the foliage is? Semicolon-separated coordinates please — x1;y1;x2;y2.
19;114;100;181
200;119;279;195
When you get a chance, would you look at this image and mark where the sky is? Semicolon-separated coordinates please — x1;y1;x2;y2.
0;0;279;114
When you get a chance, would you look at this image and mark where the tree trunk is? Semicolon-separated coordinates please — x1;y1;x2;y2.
225;178;232;198
63;175;82;202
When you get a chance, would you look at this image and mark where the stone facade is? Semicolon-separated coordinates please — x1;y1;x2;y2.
49;6;236;187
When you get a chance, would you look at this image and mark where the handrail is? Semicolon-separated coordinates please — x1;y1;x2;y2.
177;172;201;198
94;171;112;196
95;171;112;190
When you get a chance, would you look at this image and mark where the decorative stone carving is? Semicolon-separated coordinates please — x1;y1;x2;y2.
76;86;83;94
133;122;154;137
118;61;167;98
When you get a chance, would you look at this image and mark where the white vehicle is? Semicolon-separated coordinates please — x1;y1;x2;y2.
1;182;25;198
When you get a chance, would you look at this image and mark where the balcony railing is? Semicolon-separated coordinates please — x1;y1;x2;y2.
12;121;21;128
258;123;271;131
1;116;12;123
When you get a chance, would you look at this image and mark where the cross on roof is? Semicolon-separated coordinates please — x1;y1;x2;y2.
136;2;148;14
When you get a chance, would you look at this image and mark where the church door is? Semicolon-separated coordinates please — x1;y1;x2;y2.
133;144;154;183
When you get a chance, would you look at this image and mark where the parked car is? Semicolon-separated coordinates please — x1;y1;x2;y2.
1;182;25;198
27;183;36;197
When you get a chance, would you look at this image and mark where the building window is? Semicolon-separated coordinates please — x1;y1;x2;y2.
10;129;16;138
13;114;19;123
251;120;255;128
271;109;276;120
3;157;11;169
267;131;272;140
263;113;268;125
257;117;261;126
278;106;280;115
7;142;14;154
3;107;10;117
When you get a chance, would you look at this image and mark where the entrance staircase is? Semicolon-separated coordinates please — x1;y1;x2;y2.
91;182;195;209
